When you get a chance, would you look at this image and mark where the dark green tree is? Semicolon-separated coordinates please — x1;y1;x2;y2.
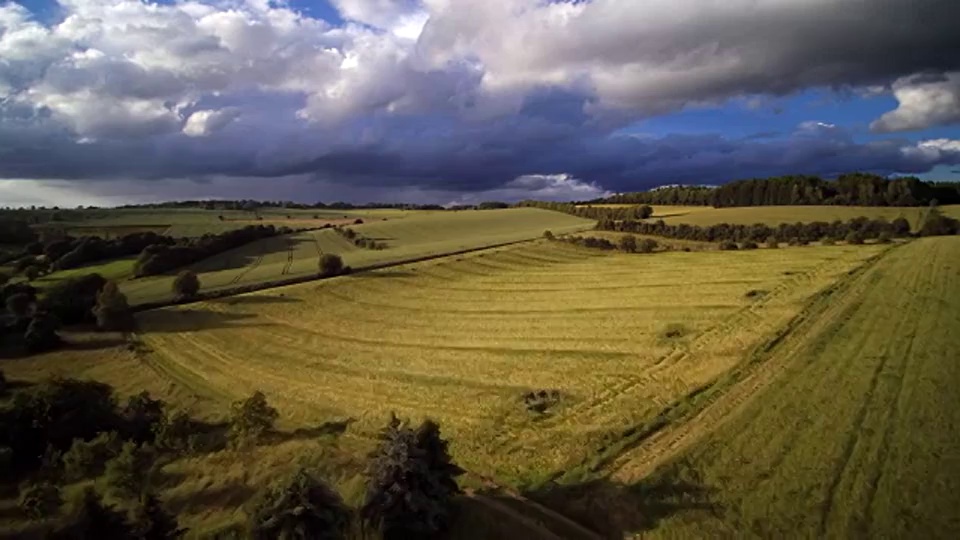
122;392;167;444
618;234;638;253
318;254;344;277
361;415;463;540
132;493;186;540
18;481;63;519
24;312;61;353
103;441;157;500
229;391;279;446
172;271;200;300
53;488;136;539
93;281;135;332
248;469;350;540
6;292;32;319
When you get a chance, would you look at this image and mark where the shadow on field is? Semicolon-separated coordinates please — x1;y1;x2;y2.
166;480;257;515
526;466;721;538
212;295;302;305
62;335;128;350
190;235;308;273
137;309;271;333
265;418;356;445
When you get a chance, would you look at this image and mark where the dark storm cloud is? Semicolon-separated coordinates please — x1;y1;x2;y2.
1;0;960;201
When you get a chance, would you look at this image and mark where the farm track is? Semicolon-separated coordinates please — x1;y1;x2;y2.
229;243;265;285
606;245;898;484
281;244;295;275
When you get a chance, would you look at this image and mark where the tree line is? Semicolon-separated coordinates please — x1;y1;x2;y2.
132;225;286;277
0;374;464;540
517;200;654;220
597;212;958;243
582;174;960;208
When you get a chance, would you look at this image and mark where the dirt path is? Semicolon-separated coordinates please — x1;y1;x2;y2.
607;246;896;483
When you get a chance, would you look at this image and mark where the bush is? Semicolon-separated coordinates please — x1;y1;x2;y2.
18;482;63;519
362;416;463;539
92;281;135;332
54;487;136;538
62;431;122;481
122;392;167;444
131;493;186;539
765;236;779;248
845;231;865;245
6;292;33;319
40;273;106;325
229;391;278;446
618;234;638;253
24;312;62;354
741;241;758;250
719;241;739;251
877;231;892;244
542;230;555;241
318;254;344;277
248;469;350;540
24;265;41;281
104;442;157;500
637;238;658;253
522;390;561;414
172;271;200;299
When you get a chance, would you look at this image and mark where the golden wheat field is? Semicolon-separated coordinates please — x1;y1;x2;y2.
127;241;884;480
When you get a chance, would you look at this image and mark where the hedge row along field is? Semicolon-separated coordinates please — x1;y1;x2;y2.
118;208;594;305
587;237;960;539
126;240;885;486
638;204;960;230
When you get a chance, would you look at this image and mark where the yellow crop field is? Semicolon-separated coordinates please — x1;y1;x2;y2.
118;208;594;305
127;241;884;482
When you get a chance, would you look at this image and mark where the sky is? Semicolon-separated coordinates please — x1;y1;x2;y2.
2;0;960;207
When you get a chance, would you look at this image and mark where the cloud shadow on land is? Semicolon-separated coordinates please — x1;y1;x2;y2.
135;309;273;333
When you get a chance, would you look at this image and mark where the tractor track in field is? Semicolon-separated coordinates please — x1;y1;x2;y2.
605;245;898;484
229;246;265;285
281;244;295;275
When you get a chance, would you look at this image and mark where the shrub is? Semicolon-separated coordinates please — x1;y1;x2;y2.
877;231;893;244
6;292;33;319
40;273;106;324
522;390;561;414
741;241;759;250
765;236;779;248
92;281;135;332
18;482;63;519
637;238;658;253
131;493;186;539
55;487;136;538
229;391;278;446
719;241;739;251
248;469;350;540
24;265;41;281
172;271;200;299
542;230;555;241
891;217;911;237
618;234;638;253
845;231;865;245
318;254;344;277
362;416;463;540
104;442;157;500
122;392;166;444
62;431;122;481
24;312;62;353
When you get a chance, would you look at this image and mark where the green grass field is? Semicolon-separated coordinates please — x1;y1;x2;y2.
117;208;594;305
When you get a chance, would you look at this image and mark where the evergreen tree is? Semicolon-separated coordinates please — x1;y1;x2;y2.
248;469;350;540
361;415;463;540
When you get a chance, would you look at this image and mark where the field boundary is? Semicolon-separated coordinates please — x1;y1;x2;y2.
545;243;899;485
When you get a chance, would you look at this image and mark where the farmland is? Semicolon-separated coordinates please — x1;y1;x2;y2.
558;237;960;538
2;200;958;538
117;208;593;305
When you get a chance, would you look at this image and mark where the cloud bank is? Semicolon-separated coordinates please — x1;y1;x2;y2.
2;0;960;203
